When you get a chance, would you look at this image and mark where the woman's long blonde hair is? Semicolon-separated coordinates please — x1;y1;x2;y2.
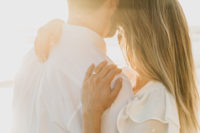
117;0;200;132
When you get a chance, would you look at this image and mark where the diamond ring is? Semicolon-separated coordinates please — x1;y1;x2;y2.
92;71;96;75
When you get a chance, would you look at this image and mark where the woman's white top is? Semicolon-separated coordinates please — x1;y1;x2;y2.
117;81;180;133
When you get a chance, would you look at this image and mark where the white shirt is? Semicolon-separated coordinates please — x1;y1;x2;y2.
117;81;180;133
12;24;134;133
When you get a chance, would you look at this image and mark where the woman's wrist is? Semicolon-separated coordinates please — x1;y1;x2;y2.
81;62;123;133
82;101;105;117
82;109;102;120
82;111;102;133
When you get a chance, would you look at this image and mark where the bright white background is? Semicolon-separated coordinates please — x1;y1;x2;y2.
0;0;199;133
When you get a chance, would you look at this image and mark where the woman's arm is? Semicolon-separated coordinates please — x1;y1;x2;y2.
82;111;102;133
81;61;123;133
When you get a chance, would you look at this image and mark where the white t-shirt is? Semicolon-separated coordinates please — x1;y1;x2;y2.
12;24;134;133
117;81;180;133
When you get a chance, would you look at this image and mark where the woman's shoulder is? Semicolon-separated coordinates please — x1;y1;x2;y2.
135;81;167;97
117;81;180;132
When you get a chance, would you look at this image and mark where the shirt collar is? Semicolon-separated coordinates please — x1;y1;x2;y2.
62;24;107;54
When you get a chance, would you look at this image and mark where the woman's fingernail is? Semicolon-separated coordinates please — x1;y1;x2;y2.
119;77;123;82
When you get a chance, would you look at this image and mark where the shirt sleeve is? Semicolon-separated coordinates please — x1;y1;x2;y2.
39;63;134;133
117;87;180;133
39;64;82;133
40;59;134;133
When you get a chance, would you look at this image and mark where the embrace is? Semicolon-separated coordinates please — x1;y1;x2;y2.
12;0;200;133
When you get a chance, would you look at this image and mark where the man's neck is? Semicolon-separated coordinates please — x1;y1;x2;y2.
67;13;109;38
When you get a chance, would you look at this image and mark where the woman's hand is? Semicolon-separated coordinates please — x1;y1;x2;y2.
82;61;123;114
34;19;65;63
81;61;123;133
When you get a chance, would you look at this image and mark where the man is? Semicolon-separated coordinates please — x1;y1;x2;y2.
12;0;134;133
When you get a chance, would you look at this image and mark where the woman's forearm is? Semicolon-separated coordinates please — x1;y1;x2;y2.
82;112;102;133
81;62;123;133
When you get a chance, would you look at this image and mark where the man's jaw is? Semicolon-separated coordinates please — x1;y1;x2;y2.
105;11;118;38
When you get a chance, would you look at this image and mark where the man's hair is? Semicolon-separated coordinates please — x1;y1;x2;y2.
67;0;106;12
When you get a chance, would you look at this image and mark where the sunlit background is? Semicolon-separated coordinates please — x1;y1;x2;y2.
0;0;200;132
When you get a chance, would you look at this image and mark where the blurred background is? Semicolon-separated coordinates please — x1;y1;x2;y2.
0;0;199;132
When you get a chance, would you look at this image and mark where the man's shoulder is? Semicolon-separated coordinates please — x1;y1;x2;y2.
48;42;116;72
18;48;61;79
21;48;36;63
50;42;113;63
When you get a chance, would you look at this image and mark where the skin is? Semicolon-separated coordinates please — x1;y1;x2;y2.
133;77;150;94
35;21;150;133
34;0;151;132
34;0;118;62
67;0;117;38
35;20;151;133
82;61;123;133
81;61;150;133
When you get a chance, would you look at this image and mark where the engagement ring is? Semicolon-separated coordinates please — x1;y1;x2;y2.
92;72;96;75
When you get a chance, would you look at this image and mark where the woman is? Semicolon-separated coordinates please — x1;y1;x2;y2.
34;0;200;132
